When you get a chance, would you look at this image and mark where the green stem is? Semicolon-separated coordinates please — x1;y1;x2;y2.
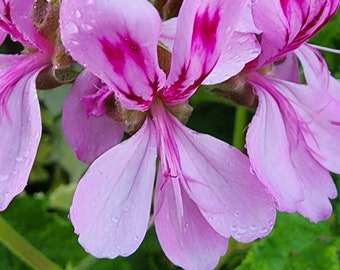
232;106;248;151
73;255;97;270
0;215;62;270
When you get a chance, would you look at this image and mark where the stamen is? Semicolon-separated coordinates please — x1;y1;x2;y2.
309;43;340;54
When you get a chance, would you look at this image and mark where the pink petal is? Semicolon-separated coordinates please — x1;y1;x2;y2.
249;0;289;68
0;68;41;210
60;0;165;111
236;1;261;34
154;171;228;270
70;118;157;258
203;32;260;85
159;18;177;51
246;77;304;211
246;75;337;221
167;114;276;242
291;142;336;222
62;71;124;164
272;53;300;83
161;0;248;104
251;0;339;68
0;29;6;45
8;0;50;50
294;44;329;90
271;78;340;174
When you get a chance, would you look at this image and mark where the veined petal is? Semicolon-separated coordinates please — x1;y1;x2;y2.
151;101;276;244
270;78;340;174
160;17;177;51
251;0;339;68
249;0;289;68
271;53;300;83
246;75;337;221
161;0;248;104
291;141;336;222
294;44;330;90
203;32;260;85
0;69;41;210
62;71;124;164
169;114;276;242
60;0;165;111
70;118;157;258
154;173;228;270
246;76;304;211
0;29;6;45
8;0;50;50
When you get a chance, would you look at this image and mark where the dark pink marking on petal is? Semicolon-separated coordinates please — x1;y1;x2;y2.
101;36;146;74
191;8;220;53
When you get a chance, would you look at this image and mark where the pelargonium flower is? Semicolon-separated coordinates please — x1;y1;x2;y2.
60;0;276;269
0;0;66;210
209;0;340;222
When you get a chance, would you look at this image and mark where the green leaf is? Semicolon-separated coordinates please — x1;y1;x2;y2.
0;194;87;269
236;213;340;270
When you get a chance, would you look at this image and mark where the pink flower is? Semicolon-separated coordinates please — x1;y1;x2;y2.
60;0;276;268
241;0;340;222
0;0;56;210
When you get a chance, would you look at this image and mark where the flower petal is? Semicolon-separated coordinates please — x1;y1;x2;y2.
291;141;336;222
203;32;260;85
159;17;177;51
0;69;41;210
246;77;303;211
8;0;50;50
251;0;339;68
271;77;340;174
294;44;329;90
62;71;124;164
166;115;276;242
272;53;299;83
154;172;228;270
246;75;337;221
161;0;248;104
60;0;165;111
70;118;157;258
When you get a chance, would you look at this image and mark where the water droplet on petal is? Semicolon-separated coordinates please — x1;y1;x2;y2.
112;217;119;223
230;225;237;232
250;225;258;231
65;21;79;34
234;211;240;218
238;226;247;234
75;10;81;18
16;157;23;162
260;227;269;234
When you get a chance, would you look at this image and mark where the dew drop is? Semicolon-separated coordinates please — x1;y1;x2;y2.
184;223;189;228
238;226;247;234
268;219;274;227
249;166;256;175
82;24;93;31
65;21;79;34
112;216;119;223
260;227;269;234
75;10;81;18
250;225;258;231
13;170;18;175
234;211;240;218
230;225;237;232
4;192;10;198
16;157;23;162
134;235;140;241
0;174;9;182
